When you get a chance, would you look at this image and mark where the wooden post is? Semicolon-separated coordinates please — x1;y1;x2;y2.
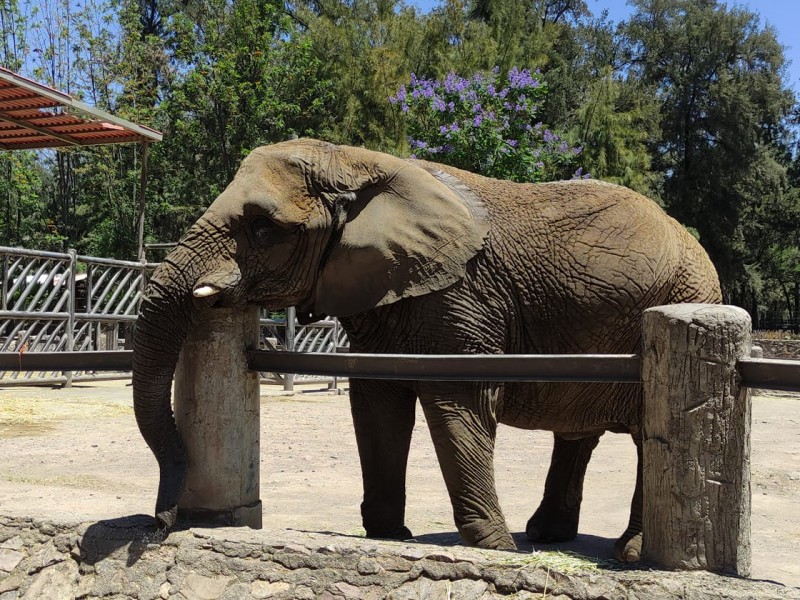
642;304;751;575
173;306;262;528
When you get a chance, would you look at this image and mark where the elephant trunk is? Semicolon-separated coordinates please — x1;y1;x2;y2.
133;221;233;529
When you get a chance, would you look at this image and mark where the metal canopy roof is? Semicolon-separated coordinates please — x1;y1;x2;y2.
0;67;162;150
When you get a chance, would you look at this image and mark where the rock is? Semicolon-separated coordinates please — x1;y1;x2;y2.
293;585;315;600
334;581;363;598
27;542;65;574
386;577;451;600
356;557;382;575
449;579;488;599
251;581;291;598
180;573;235;600
20;562;77;600
0;538;23;551
0;549;24;573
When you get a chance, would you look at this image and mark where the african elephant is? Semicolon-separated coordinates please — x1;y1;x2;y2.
132;138;721;561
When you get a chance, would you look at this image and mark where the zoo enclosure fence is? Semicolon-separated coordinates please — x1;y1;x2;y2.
0;245;347;388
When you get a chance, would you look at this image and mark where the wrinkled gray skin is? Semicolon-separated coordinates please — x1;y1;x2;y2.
133;139;721;561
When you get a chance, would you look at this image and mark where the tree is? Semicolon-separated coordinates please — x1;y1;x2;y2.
392;67;584;181
623;0;796;304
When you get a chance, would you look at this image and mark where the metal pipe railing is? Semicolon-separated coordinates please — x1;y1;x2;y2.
2;350;798;392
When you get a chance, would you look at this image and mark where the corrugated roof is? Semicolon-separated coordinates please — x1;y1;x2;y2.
0;68;162;150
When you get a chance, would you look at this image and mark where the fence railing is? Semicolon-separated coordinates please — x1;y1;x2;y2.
0;246;151;385
0;246;349;387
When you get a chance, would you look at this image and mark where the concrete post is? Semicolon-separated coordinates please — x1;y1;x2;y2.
642;304;752;575
173;306;262;528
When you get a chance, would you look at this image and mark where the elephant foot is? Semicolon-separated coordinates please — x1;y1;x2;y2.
156;505;178;530
366;525;414;541
459;519;516;550
614;530;642;562
525;505;579;543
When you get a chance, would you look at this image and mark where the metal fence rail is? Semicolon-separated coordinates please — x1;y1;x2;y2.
1;351;798;392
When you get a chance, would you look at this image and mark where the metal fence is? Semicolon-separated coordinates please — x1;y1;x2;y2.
0;246;348;387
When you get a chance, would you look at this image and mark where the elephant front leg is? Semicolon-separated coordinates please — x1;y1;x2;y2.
526;433;601;543
420;384;515;550
350;379;416;541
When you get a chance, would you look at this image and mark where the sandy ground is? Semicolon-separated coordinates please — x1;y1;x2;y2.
0;380;798;588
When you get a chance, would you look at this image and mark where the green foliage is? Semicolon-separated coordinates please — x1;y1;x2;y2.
623;0;796;312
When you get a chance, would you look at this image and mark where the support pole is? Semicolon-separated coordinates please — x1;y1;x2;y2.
642;304;752;575
283;306;296;392
137;142;149;262
174;306;262;528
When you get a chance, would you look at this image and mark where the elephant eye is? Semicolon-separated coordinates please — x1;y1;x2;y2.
252;217;273;242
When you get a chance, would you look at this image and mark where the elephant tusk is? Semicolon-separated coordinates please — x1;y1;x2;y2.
193;285;220;298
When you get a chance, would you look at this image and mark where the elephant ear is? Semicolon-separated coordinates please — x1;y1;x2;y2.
313;164;489;317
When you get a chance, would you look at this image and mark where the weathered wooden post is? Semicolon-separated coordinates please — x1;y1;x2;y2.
173;306;262;528
642;304;751;575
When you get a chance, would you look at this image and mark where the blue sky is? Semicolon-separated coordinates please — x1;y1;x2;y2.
409;0;800;93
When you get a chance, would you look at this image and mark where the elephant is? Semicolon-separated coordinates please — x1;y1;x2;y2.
132;138;721;561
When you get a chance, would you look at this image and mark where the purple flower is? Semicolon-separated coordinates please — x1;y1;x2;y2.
506;139;519;148
433;97;446;111
508;67;538;89
573;167;591;180
473;114;483;127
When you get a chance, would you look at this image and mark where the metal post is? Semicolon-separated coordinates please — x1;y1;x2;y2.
283;306;296;392
65;248;77;387
1;253;8;339
137;142;149;262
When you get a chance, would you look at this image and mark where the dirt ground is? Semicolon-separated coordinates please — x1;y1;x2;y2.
0;379;798;589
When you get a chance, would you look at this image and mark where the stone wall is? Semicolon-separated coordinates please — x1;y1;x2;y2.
754;339;800;360
1;516;798;600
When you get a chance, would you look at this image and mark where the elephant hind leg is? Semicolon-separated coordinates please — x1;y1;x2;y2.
614;434;643;562
526;432;601;543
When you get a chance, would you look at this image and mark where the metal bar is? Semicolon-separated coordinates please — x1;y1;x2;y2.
0;373;130;387
0;246;157;269
65;249;77;386
0;110;82;145
0;311;137;322
248;351;643;383
0;246;71;260
0;350;132;371
739;358;800;392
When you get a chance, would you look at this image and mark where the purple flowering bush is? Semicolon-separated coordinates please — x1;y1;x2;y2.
390;67;587;182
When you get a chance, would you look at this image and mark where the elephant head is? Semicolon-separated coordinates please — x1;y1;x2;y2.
133;139;489;528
